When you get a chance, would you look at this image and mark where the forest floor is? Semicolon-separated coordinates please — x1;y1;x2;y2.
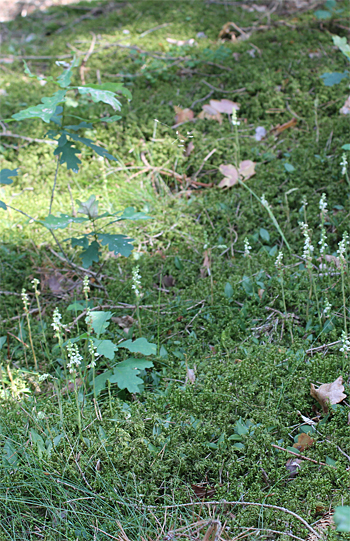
0;0;349;539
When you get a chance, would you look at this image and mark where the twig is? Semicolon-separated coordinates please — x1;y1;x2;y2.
271;444;333;468
112;498;321;537
306;340;341;355
49;156;60;215
79;32;96;85
48;247;98;277
240;528;304;541
0;131;56;145
139;23;170;38
192;148;217;180
89;526;118;540
0;54;73;60
190;90;214;110
201;80;246;94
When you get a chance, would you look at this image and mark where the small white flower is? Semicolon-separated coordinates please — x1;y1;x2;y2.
38;373;51;382
261;194;270;209
339;329;350;354
231;109;240;126
31;278;40;292
318;228;328;255
300;222;314;265
302;196;308;208
83;275;90;295
21;288;29;310
51;308;62;334
275;251;283;269
66;341;83;373
319;193;327;213
323;298;332;318
154;119;159;123
244;237;252;257
340;153;348;176
132;266;142;298
87;339;98;368
337;231;349;268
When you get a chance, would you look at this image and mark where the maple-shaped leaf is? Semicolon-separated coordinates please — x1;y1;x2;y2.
218;160;256;188
77;195;99;219
67;132;118;162
208;99;240;114
310;376;346;413
0;168;18;185
80;240;100;268
81;82;132;100
56;56;80;88
197;104;222;124
76;87;122;111
174;106;195;124
12;89;67;123
98;233;134;257
93;358;154;395
54;141;81;172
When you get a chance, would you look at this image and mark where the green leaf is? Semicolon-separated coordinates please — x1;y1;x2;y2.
41;213;87;230
109;357;154;393
101;115;122;123
334;506;350;532
64;122;93;131
326;455;337;466
66;302;86;312
235;419;249;436
89;311;112;337
92;338;118;360
242;276;253;296
342;144;350;150
56;57;80;88
284;162;295;172
71;236;89;249
80;241;100;268
0;201;7;210
118;337;157;356
82;82;132;100
77;195;99;219
324;0;336;9
30;429;45;459
118;207;151;221
12;89;67;123
224;282;233;299
93;369;112;395
333;35;350;59
76;87;122;111
67;132;118;162
3;438;18;467
50;105;63;126
0;336;6;350
233;442;245;450
98;233;134;257
320;71;348;86
54;141;82;172
314;9;331;19
0;168;18;185
259;227;270;242
174;256;183;270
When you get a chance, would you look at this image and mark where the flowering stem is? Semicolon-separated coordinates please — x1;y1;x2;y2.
280;272;293;343
74;377;83;442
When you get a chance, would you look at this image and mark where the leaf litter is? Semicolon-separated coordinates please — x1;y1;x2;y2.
310;376;346;413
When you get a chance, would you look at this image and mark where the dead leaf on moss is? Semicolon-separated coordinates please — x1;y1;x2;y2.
191;483;216;499
209;99;240;114
318;254;341;269
186;365;196;384
174;106;195;125
112;315;134;334
218;160;256;188
270;117;297;135
293;433;314;452
340;95;350;115
198;104;223;124
200;250;211;278
286;457;302;478
310;376;346;413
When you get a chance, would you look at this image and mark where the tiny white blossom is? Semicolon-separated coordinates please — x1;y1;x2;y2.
339;330;350;355
340;153;348;176
261;194;270;209
300;222;314;265
319;193;327;213
231;109;240;126
132;266;142;298
38;373;51;382
337;231;349;268
302;196;308;208
323;298;332;318
87;339;98;368
66;341;83;373
21;288;29;311
31;278;40;292
244;237;252;257
83;275;90;296
318;228;328;255
275;251;283;270
51;308;62;334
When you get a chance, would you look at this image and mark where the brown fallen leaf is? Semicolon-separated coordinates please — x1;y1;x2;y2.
270;117;297;135
209;98;240;114
258;288;265;300
200;249;211;278
286;457;302;479
293;433;314;452
340;95;350;115
186;366;196;384
162;275;175;288
174;106;195;124
310;376;346;413
112;315;134;334
184;140;194;156
218;160;256;188
317;254;341;269
197;104;223;124
218;21;248;41
191;483;216;499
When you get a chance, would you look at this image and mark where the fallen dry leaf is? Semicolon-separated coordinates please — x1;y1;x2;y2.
191;483;216;499
197;104;223;124
293;433;314;452
218;160;256;188
200;249;211;278
112;315;134;334
258;288;265;299
174;106;195;125
318;254;341;270
340;96;350;115
255;126;267;141
285;457;302;479
310;376;346;413
209;99;240;114
184;140;194;156
186;366;196;384
270;117;297;135
162;275;176;288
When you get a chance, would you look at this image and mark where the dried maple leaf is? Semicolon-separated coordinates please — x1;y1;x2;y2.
174;106;194;124
293;433;314;452
197;104;222;124
310;376;346;413
218;160;256;188
209;99;240;114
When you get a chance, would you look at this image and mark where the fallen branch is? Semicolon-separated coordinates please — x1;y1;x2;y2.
306;340;341;355
271;444;333;468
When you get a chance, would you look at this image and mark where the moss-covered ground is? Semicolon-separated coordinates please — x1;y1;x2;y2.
0;0;350;539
